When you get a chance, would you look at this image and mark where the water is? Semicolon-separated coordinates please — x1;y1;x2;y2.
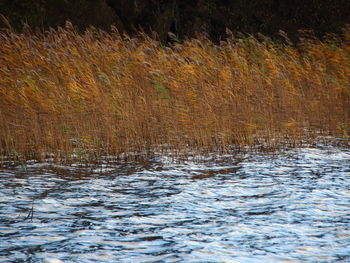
1;146;350;262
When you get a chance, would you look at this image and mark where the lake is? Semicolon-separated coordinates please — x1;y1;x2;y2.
1;146;349;262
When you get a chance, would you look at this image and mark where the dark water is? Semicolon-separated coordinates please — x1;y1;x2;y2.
1;146;350;263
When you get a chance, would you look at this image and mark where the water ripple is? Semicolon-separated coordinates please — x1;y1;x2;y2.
0;146;350;262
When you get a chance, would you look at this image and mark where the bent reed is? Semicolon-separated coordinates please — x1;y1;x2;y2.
0;24;349;162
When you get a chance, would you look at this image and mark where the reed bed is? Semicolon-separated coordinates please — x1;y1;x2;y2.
0;24;349;161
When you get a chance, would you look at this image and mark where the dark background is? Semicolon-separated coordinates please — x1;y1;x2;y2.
1;0;349;41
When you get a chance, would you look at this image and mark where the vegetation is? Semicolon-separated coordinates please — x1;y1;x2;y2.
1;0;349;42
0;0;116;31
0;24;349;161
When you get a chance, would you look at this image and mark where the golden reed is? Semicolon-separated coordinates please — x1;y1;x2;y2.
0;24;349;161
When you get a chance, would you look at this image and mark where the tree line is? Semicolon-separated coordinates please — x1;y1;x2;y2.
1;0;349;41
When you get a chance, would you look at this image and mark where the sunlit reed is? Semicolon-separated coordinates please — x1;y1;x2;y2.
0;24;349;161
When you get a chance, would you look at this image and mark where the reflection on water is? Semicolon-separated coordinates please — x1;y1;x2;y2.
1;146;350;262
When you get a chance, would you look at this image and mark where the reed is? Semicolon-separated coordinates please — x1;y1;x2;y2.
0;24;349;161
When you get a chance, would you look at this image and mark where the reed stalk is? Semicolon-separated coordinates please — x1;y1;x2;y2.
0;24;349;161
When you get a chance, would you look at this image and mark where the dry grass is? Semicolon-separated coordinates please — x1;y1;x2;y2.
0;24;349;161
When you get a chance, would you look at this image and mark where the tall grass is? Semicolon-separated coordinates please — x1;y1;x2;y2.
0;24;349;161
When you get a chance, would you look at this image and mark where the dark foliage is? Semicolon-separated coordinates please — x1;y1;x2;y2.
0;0;117;31
1;0;349;41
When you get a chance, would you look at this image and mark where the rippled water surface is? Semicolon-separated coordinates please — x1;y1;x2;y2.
1;146;350;262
